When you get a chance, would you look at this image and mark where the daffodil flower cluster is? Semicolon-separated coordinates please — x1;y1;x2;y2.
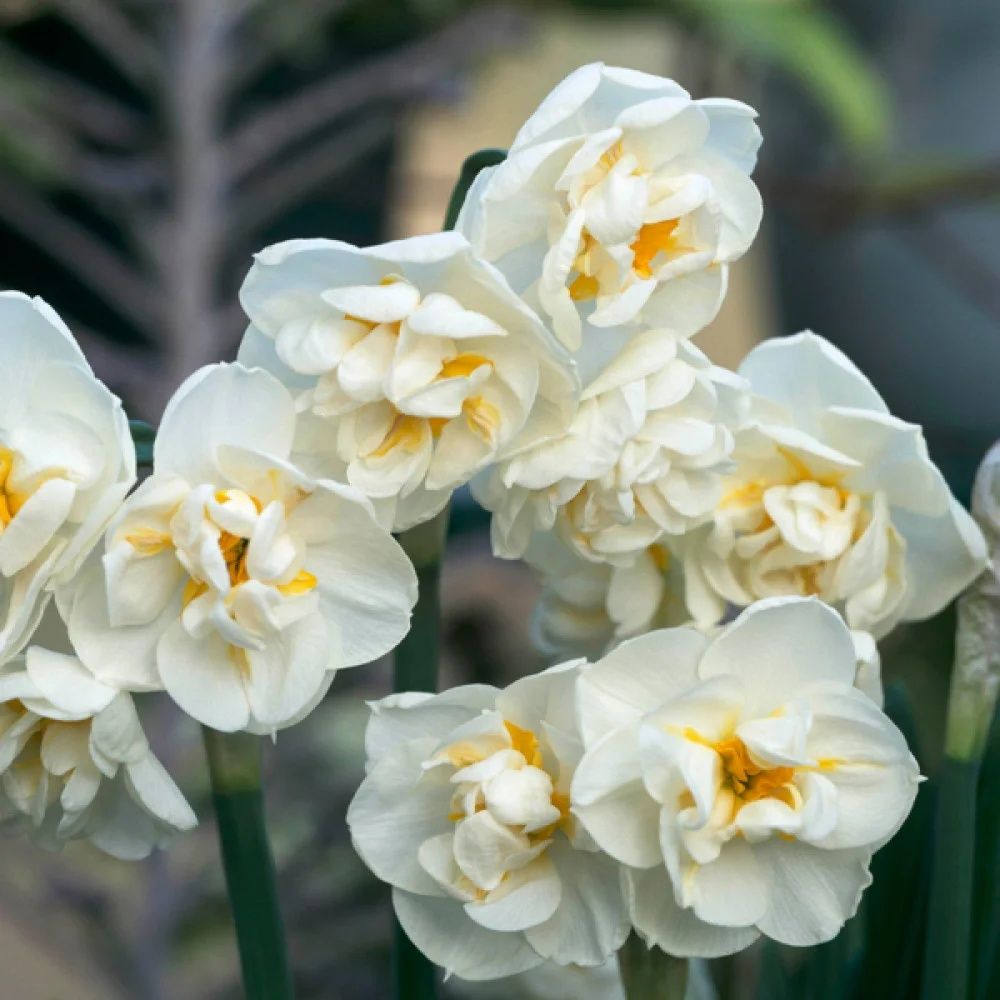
349;597;921;977
342;61;985;985
0;53;988;992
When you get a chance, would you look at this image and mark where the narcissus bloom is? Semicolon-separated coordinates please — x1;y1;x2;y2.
457;63;762;359
0;647;196;859
61;363;417;734
475;338;746;563
572;598;920;955
348;666;629;981
683;332;987;637
0;293;135;664
526;534;688;661
238;233;576;531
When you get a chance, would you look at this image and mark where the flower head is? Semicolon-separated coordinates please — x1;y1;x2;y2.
0;646;195;859
683;332;987;637
457;63;762;368
0;293;135;664
527;533;689;662
61;363;418;733
572;597;920;954
348;665;628;981
238;232;576;531
475;338;746;564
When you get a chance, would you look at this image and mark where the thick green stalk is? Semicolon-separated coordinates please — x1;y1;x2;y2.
391;506;449;1000
388;145;502;999
618;933;688;1000
203;728;294;1000
442;148;506;230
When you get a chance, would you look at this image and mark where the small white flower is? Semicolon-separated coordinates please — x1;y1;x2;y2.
0;647;196;859
474;338;746;564
571;597;921;955
238;233;577;531
348;665;629;981
0;293;135;664
457;62;762;367
527;534;689;662
60;363;418;734
683;332;987;637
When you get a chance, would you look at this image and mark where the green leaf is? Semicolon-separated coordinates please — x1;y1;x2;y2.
675;0;890;153
973;706;1000;999
853;682;933;1000
921;755;979;1000
757;942;794;1000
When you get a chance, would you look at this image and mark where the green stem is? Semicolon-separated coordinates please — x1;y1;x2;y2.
203;728;294;1000
442;148;506;231
618;932;688;1000
393;506;449;694
129;418;155;469
388;143;503;1000
391;506;449;1000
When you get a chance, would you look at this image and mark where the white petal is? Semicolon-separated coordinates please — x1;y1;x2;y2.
393;888;543;982
740;331;887;433
89;692;149;765
0;478;76;576
802;686;920;849
25;647;117;717
66;555;177;691
292;480;417;667
156;623;250;732
347;739;453;895
465;853;561;932
892;499;987;622
124;753;197;832
572;724;662;868
690;837;768;927
577;628;707;746
698;597;857;715
321;279;421;324
525;837;629;965
155;363;296;484
364;686;499;763
624;865;760;958
754;840;872;946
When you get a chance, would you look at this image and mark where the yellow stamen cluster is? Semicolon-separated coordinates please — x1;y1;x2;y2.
0;448;30;527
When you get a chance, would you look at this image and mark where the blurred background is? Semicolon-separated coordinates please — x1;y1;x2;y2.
0;0;996;996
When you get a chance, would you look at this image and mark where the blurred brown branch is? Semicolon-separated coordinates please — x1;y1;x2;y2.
761;159;1000;228
226;4;524;181
0;0;528;418
49;0;159;83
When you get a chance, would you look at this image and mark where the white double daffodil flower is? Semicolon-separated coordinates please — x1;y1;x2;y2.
525;532;689;662
572;597;920;955
683;332;987;637
60;363;417;734
0;293;135;665
0;646;195;859
457;62;762;364
348;665;628;981
475;337;746;569
238;232;577;531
